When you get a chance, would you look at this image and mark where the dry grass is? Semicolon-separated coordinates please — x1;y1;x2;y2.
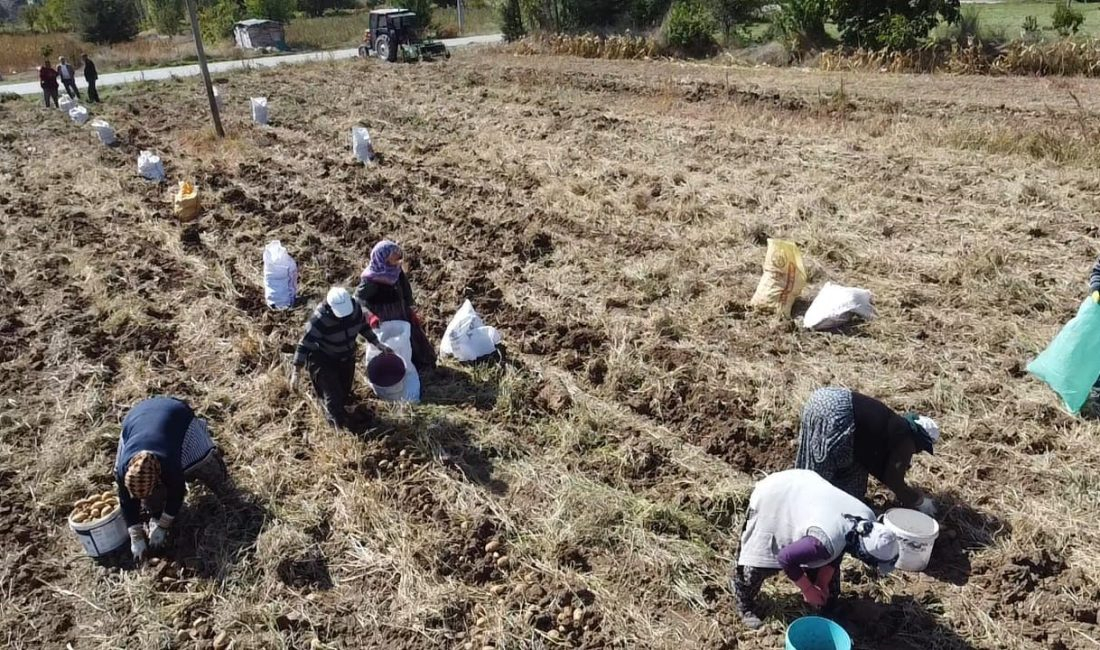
1;51;1099;650
820;38;1100;76
512;33;663;60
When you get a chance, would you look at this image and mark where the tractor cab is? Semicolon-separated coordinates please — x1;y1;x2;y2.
358;8;449;63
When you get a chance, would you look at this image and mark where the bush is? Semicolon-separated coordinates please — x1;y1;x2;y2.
200;0;243;42
709;0;759;42
23;0;72;33
70;0;140;44
298;0;355;17
831;0;960;49
1052;3;1084;36
500;0;526;41
662;1;718;56
245;0;297;23
1022;15;1039;34
773;0;830;49
406;0;435;31
631;0;674;27
145;0;186;36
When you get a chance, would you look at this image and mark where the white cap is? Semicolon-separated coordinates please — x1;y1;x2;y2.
326;287;354;318
915;416;941;445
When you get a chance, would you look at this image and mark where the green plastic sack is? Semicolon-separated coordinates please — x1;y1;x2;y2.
1027;298;1100;413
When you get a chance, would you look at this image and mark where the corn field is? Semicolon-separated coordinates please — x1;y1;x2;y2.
512;34;662;60
820;39;1100;77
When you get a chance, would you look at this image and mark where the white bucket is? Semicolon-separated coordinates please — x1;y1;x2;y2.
69;507;128;557
365;321;420;402
367;353;408;401
883;508;939;572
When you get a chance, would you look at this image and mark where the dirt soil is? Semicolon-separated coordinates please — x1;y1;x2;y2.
2;51;1100;649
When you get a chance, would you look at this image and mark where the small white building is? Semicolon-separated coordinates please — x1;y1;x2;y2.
233;19;286;50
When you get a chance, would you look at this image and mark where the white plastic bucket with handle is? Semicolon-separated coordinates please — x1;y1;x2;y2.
69;506;128;557
883;508;939;572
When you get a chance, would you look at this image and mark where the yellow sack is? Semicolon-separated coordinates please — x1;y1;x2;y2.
750;239;807;317
174;181;201;221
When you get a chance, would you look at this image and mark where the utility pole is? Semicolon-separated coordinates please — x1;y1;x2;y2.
457;0;465;34
184;0;225;138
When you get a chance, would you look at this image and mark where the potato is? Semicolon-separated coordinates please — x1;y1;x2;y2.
72;513;88;524
101;491;114;500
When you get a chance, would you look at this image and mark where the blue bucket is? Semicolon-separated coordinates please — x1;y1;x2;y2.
785;617;851;650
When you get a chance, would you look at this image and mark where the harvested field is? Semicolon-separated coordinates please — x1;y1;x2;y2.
2;51;1100;650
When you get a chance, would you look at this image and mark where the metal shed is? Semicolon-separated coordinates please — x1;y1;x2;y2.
233;19;287;50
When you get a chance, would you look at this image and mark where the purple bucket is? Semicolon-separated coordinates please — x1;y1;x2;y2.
367;352;407;400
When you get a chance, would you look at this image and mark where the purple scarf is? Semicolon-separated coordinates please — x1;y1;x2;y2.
362;240;402;286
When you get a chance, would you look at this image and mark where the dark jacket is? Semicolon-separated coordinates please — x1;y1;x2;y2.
39;66;58;89
293;298;379;366
83;59;98;82
57;63;76;81
850;392;921;506
355;271;416;314
114;397;193;526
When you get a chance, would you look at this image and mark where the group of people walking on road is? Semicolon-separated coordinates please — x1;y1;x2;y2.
39;54;100;108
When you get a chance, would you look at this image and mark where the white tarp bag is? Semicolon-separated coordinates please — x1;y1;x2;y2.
90;119;116;145
262;240;298;310
59;95;75;112
137;150;165;182
351;127;374;164
251;97;268;125
365;321;421;402
440;300;502;362
68;105;89;125
213;86;224;111
803;282;875;330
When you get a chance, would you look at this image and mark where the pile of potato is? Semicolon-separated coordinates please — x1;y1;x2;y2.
70;491;119;524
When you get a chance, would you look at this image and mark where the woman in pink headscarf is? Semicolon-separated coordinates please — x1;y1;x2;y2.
355;240;436;371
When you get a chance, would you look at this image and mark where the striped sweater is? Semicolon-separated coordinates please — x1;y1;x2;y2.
294;298;379;366
1091;257;1100;292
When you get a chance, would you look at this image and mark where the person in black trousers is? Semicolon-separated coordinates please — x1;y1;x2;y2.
82;53;100;103
291;287;391;427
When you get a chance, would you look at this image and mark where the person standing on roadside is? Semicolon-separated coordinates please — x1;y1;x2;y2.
39;58;60;108
82;53;100;103
57;56;80;99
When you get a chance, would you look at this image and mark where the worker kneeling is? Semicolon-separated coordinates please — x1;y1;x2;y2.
116;397;234;563
732;469;899;630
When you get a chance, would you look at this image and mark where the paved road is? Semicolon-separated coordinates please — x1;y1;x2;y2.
0;34;502;97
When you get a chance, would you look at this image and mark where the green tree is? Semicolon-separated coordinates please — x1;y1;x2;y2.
405;0;435;31
145;0;186;35
24;0;73;33
297;0;355;17
830;0;960;49
199;0;243;42
708;0;759;41
70;0;141;43
1052;3;1084;36
500;0;526;41
244;0;297;23
662;0;718;56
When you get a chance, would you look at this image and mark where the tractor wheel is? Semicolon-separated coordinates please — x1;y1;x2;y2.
375;34;397;63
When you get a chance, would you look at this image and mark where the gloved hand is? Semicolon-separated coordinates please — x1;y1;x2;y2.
376;342;394;355
129;525;148;562
368;314;381;329
794;575;828;608
1092;290;1099;304
290;366;301;390
916;496;938;517
148;513;174;549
